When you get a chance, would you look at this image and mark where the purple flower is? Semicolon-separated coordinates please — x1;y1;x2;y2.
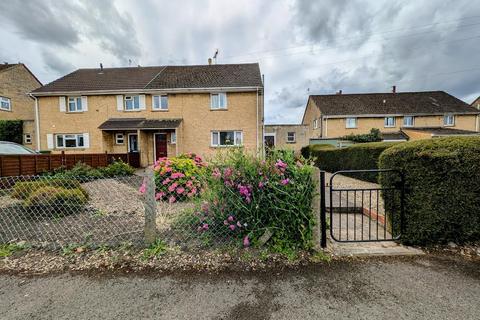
202;223;209;230
280;178;290;185
227;215;234;222
275;160;288;172
229;224;236;231
243;236;250;247
212;168;221;179
258;181;264;189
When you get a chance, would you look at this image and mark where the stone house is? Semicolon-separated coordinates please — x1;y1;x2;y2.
302;89;480;142
264;124;308;152
30;63;264;166
0;63;42;149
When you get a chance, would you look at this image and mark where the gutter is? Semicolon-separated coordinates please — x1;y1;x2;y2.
28;93;41;151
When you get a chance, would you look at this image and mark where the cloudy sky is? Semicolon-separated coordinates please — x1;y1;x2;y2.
1;0;479;123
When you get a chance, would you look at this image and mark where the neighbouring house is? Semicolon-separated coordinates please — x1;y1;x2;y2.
0;63;42;149
264;124;308;152
30;63;264;166
302;88;480;143
471;96;480;110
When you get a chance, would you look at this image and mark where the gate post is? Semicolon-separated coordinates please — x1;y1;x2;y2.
311;167;321;250
144;168;157;245
320;171;327;248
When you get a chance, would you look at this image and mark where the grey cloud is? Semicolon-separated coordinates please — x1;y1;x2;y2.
41;50;76;75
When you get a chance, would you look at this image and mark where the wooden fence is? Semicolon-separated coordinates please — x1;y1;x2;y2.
0;152;140;177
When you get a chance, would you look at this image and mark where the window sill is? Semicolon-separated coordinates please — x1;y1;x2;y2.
210;108;228;111
345;127;357;129
286;141;296;144
152;109;169;112
66;111;85;114
0;108;12;112
123;109;142;112
210;145;242;148
443;124;455;127
384;126;396;128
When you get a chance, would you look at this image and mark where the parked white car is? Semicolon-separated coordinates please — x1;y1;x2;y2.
0;141;37;155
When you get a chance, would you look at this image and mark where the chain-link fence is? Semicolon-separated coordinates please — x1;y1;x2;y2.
0;173;260;250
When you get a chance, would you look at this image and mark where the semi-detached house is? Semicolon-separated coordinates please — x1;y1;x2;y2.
30;63;264;166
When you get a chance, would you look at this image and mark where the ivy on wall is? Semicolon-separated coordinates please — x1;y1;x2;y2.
0;120;23;144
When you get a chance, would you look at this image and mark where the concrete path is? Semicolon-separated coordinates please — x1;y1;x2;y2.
1;255;479;319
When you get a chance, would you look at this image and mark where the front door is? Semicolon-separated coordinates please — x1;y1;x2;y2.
128;134;138;152
155;133;168;160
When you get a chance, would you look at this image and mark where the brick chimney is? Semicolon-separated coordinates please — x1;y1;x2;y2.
392;85;396;94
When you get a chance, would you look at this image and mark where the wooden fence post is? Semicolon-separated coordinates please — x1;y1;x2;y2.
144;168;157;245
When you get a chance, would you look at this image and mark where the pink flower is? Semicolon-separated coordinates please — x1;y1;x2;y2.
224;167;233;178
236;221;242;228
224;220;229;225
186;180;193;188
162;178;171;185
138;181;146;194
168;196;176;204
202;223;209;230
176;187;185;195
258;181;264;189
243;236;250;247
275;160;288;172
171;172;185;179
229;224;236;231
280;178;290;185
155;192;165;200
227;215;234;222
212;168;221;179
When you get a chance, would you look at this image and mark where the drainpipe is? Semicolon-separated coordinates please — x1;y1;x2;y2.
262;74;265;158
29;94;41;151
256;87;259;155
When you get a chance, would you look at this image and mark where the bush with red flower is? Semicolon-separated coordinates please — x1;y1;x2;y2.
153;153;207;202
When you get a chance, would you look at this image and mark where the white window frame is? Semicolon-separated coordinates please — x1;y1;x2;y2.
55;134;85;149
115;133;125;145
313;119;318;129
345;117;357;129
211;130;243;147
67;96;83;112
0;96;11;111
444;114;455;126
287;132;296;143
403;116;414;127
124;95;140;111
153;95;168;111
23;133;32;144
384;116;396;128
210;92;227;110
170;131;177;144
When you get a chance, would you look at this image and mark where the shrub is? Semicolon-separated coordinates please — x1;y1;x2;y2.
54;162;104;179
313;141;400;182
343;128;382;143
196;149;315;251
11;179;85;200
23;186;88;217
0;120;23;144
300;144;335;158
100;160;135;177
151;153;207;202
379;137;480;245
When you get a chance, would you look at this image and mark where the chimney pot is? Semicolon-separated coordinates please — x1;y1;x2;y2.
392;85;396;94
100;63;103;70
336;90;342;95
208;58;212;65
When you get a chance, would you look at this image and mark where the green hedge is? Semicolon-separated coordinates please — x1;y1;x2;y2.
312;142;399;182
300;144;334;158
379;137;480;245
0;120;23;144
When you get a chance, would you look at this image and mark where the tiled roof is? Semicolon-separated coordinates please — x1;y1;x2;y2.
32;63;262;94
381;131;408;141
402;127;480;135
310;91;479;116
98;118;182;130
0;63;16;72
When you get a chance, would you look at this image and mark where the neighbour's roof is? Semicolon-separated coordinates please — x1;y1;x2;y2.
98;118;182;130
0;64;15;72
0;63;42;85
32;63;263;94
402;127;480;136
381;131;408;141
309;91;479;116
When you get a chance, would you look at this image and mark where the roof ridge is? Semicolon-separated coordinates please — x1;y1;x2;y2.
310;90;444;97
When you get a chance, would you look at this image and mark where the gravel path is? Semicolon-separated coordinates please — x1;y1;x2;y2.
1;255;479;319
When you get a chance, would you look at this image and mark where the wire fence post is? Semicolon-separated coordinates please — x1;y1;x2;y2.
320;171;327;248
144;168;157;245
311;167;321;250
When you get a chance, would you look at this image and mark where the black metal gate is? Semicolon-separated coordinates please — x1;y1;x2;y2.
320;169;405;246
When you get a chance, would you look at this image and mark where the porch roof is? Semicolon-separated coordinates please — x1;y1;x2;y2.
98;118;182;130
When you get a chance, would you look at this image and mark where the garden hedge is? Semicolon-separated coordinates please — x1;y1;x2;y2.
311;142;399;182
0;120;23;144
379;137;480;245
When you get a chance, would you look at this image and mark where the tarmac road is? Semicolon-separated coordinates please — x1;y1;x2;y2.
1;255;479;320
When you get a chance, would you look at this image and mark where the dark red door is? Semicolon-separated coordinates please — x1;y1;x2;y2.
155;134;168;160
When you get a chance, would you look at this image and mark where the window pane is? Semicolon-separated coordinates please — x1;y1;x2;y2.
220;131;235;145
76;97;82;111
219;93;226;108
211;94;219;108
346;118;356;128
234;131;242;145
77;135;84;147
171;132;176;143
161;96;168;109
125;98;133;110
153;96;160;109
65;138;77;148
133;96;140;109
212;132;219;145
56;136;64;147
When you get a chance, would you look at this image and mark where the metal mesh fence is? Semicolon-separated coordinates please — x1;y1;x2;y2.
0;173;254;250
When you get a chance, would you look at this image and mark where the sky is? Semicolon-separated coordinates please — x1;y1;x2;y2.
1;0;479;124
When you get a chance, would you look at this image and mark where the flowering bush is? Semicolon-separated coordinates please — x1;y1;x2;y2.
196;149;315;250
152;153;207;203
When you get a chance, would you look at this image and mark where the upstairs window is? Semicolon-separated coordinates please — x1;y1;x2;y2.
287;132;296;143
125;95;140;111
68;97;83;112
345;117;357;128
444;114;455;126
211;93;227;109
384;116;396;128
313;119;318;129
403;116;414;127
0;96;11;111
211;130;242;147
153;95;168;110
